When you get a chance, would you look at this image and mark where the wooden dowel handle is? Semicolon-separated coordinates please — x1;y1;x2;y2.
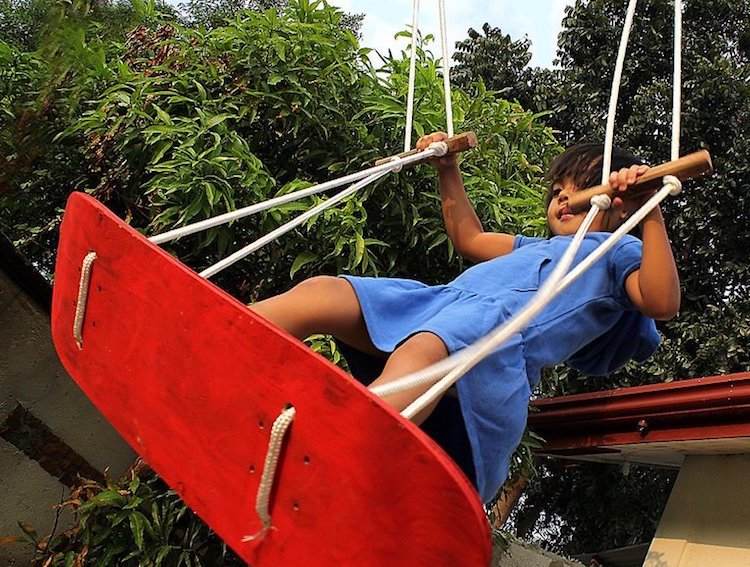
374;132;478;167
568;150;714;213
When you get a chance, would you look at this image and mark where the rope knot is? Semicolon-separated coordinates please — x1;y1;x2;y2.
428;140;448;157
590;194;612;210
388;155;403;173
663;175;682;196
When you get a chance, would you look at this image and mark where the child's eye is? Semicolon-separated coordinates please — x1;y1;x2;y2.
552;187;562;198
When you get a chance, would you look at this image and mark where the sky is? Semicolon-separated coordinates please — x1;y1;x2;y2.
333;0;573;68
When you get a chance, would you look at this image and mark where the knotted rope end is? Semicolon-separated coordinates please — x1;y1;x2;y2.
241;524;278;544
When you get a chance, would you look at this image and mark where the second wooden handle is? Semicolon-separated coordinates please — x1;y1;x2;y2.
568;150;713;213
374;132;478;167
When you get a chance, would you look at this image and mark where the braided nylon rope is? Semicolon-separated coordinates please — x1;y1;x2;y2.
242;406;297;542
73;251;97;349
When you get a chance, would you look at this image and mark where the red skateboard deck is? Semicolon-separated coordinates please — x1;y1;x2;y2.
51;193;491;566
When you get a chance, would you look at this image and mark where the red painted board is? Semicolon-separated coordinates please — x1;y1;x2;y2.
51;192;491;566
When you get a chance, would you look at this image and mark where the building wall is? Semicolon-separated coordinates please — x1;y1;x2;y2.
0;268;135;564
645;454;750;567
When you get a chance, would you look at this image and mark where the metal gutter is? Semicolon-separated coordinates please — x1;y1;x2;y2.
528;373;750;452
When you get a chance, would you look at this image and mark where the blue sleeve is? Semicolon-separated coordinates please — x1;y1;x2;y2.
567;312;661;375
609;235;643;307
513;235;545;250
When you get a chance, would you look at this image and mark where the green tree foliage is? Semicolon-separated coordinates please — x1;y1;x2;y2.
0;0;171;50
180;0;363;33
0;1;154;275
1;1;561;562
453;23;536;110
0;2;559;297
0;0;50;49
511;460;676;555
42;465;247;566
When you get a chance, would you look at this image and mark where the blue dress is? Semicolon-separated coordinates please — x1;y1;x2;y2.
342;232;661;503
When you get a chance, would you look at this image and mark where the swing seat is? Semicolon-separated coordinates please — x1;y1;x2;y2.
51;192;491;566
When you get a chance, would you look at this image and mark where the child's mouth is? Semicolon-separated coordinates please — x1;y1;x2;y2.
558;206;574;222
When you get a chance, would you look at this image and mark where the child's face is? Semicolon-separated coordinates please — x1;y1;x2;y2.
546;177;627;236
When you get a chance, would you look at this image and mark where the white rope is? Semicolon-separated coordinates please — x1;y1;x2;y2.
200;170;391;279
375;200;602;407
242;406;296;542
73;251;97;349
437;0;454;138
404;0;420;152
601;0;638;183
150;147;441;245
672;0;683;160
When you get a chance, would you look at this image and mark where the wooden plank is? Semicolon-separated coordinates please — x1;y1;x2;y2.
51;192;491;566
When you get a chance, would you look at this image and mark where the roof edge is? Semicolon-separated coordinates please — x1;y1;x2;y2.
529;372;750;450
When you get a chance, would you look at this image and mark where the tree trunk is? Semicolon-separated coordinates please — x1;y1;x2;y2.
491;474;529;529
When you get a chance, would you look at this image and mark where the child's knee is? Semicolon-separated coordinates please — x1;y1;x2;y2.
401;332;449;362
293;275;349;298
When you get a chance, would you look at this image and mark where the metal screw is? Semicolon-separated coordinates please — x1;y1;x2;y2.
637;419;649;436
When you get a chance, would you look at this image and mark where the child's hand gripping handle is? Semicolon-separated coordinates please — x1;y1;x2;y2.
568;150;714;213
374;132;478;167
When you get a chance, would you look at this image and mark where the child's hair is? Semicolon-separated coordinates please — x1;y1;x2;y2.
544;143;646;208
544;143;647;237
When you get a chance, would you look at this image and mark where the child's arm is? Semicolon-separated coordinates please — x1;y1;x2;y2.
611;166;681;320
416;132;515;263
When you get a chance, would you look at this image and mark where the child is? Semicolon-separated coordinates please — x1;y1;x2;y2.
250;132;680;503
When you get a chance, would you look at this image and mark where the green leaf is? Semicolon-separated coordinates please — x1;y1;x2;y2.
353;232;365;266
204;114;234;129
290;251;319;278
150;141;173;164
129;511;148;550
156;545;175;565
153;104;173;125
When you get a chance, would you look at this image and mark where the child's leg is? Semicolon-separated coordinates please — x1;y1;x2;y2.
249;276;382;356
370;332;449;426
253;280;449;424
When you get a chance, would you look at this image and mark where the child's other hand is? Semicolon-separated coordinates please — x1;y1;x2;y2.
416;132;458;171
609;164;650;208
